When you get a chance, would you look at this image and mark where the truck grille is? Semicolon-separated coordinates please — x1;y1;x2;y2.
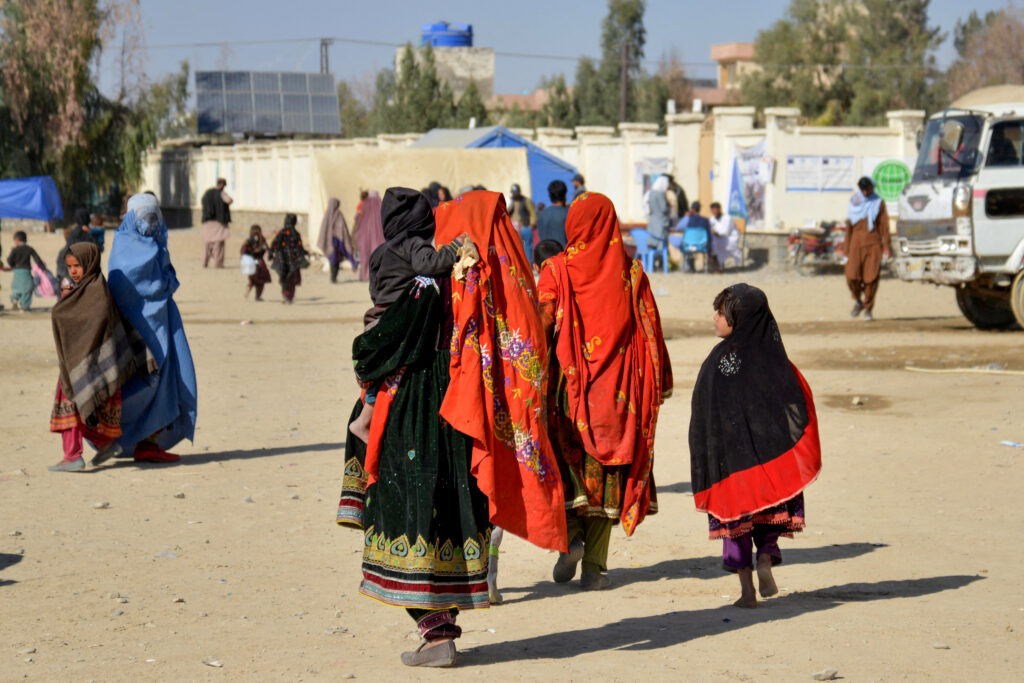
906;239;940;255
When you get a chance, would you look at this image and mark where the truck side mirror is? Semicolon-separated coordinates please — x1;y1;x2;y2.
915;127;923;151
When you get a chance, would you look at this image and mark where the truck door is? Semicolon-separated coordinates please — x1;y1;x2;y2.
973;120;1024;265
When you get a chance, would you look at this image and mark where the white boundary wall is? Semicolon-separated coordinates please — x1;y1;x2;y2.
143;108;923;234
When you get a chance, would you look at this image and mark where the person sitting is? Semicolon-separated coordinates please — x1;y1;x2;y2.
709;202;742;272
669;202;711;272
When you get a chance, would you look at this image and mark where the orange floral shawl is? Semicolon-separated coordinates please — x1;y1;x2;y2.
435;191;568;553
536;192;672;534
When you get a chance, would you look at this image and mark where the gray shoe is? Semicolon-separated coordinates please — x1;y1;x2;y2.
850;300;864;317
400;640;456;667
91;442;123;467
47;458;85;472
580;569;612;590
863;311;874;321
552;536;585;583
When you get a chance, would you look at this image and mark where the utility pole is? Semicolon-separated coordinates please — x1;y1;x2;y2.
619;40;631;123
319;38;334;74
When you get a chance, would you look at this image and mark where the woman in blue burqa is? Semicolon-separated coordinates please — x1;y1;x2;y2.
101;193;197;464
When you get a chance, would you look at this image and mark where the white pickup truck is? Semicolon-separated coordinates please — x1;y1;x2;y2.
893;86;1024;329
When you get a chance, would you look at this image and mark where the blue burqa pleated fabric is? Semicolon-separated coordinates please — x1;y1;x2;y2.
108;194;197;454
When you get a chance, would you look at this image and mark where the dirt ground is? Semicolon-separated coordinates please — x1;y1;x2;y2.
1;229;1022;681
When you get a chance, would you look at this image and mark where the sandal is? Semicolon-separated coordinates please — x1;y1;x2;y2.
400;640;456;667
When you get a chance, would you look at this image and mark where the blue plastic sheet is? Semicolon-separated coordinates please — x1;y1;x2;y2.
0;176;64;221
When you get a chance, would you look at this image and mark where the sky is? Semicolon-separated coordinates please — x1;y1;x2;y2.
98;0;1012;100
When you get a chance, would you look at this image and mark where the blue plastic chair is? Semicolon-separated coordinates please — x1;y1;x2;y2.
682;226;709;273
630;228;669;273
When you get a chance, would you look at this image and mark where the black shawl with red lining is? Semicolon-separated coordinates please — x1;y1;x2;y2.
688;283;821;522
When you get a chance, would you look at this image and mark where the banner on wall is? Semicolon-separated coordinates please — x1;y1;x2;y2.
785;155;856;192
732;140;772;227
728;157;747;220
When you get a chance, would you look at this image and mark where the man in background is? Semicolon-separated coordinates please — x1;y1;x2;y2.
201;178;233;268
571;173;587;200
709;201;742;272
509;183;537;261
537;180;569;247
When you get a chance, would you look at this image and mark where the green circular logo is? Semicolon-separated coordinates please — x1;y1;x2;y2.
872;160;912;202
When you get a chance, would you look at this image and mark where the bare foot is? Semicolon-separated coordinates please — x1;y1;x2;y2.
734;567;758;608
349;408;372;443
757;554;779;598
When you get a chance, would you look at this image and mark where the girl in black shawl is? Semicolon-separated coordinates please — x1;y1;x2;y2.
689;284;821;608
241;224;272;300
56;208;95;280
268;214;308;304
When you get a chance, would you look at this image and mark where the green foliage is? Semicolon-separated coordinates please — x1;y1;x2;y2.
453;80;488;128
337;79;370;138
740;0;944;125
0;2;192;213
953;10;998;57
539;74;576;129
369;43;458;134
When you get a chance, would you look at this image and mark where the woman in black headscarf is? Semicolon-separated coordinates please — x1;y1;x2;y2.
268;214;308;304
689;283;821;608
56;208;95;280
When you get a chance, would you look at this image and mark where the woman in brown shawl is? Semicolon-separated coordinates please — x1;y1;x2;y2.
317;197;357;283
353;190;385;282
49;243;152;471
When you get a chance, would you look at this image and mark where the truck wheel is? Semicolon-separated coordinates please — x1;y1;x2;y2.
955;285;1017;330
1011;271;1024;329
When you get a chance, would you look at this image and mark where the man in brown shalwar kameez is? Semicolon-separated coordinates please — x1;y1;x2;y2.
201;178;233;268
844;177;890;321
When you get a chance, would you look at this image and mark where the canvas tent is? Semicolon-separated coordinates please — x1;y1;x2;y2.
0;176;63;220
309;147;529;246
410;126;578;207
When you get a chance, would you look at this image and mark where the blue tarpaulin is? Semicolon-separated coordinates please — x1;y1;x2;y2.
411;126;578;207
0;176;64;221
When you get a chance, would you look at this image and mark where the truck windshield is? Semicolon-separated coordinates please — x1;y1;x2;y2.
913;114;983;181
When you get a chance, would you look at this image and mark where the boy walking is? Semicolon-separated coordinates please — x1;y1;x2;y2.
7;231;45;311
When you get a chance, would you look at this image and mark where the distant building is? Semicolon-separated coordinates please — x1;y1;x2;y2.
394;22;495;100
691;42;759;110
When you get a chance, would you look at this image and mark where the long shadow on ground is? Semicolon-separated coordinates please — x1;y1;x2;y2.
0;552;23;587
462;575;982;665
500;542;887;604
87;442;345;472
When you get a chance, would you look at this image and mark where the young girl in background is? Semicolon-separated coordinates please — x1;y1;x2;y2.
241;224;272;300
689;284;821;607
48;243;152;471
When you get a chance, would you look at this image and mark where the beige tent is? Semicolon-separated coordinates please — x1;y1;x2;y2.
307;147;530;247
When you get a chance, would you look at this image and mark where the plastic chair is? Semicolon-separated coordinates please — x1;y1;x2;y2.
629;229;670;273
681;226;709;273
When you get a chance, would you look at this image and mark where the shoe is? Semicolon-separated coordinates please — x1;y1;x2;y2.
850;301;864;317
864;311;874;321
552;536;585;583
400;640;456;667
133;442;181;462
90;442;123;467
580;570;612;591
48;458;85;472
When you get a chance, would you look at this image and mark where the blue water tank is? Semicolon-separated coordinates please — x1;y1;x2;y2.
420;21;473;47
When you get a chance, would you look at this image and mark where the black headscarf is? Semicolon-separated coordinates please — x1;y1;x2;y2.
425;182;441;208
380;187;435;243
689;284;814;517
73;208;91;229
269;214;306;280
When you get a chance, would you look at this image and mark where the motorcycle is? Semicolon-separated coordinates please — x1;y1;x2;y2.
788;220;847;276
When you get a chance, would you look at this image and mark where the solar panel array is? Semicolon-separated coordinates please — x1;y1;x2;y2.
196;71;341;135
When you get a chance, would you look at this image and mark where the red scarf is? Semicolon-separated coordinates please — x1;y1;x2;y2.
435;191;567;553
536;192;672;534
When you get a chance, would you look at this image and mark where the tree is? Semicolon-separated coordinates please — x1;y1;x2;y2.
843;0;945;125
0;0;183;212
539;74;576;129
741;0;944;125
368;43;457;134
570;0;649;125
453;80;488;128
337;79;370;138
655;49;694;114
946;8;1024;100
